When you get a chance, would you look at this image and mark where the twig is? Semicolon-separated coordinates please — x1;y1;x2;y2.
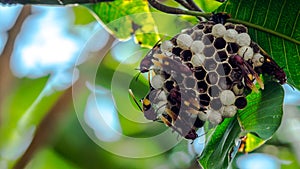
148;0;211;19
186;0;202;12
0;0;113;5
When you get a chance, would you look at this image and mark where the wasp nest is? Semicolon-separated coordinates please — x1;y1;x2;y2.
137;19;286;140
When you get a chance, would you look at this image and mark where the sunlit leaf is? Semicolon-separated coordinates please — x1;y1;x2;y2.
198;79;284;169
85;0;160;48
238;80;284;140
199;117;240;169
216;0;300;90
239;133;265;153
195;0;223;12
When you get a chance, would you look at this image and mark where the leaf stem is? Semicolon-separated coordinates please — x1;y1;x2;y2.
227;18;300;45
148;0;211;19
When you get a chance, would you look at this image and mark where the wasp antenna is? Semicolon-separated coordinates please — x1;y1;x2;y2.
128;89;143;112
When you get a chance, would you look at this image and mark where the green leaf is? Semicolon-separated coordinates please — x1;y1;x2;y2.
199;117;241;169
216;0;300;90
198;79;283;169
85;0;160;48
194;0;223;12
238;79;284;140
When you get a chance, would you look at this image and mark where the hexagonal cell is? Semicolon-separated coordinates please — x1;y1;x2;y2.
203;46;216;57
196;23;205;29
229;68;243;81
172;47;183;56
197;80;208;93
191;30;204;41
225;23;235;29
164;80;175;92
183;76;197;89
232;82;244;96
194;117;205;128
199;94;210;106
216;63;232;76
202;34;215;45
235;25;248;33
206;72;219;85
215;50;228;62
214;37;227;49
204;58;217;71
185;62;194;69
203;25;213;33
250;42;260;53
208;85;221;97
172;73;184;84
180;50;193;61
194;67;206;80
235;96;247;109
226;42;239;54
210;98;222;110
218;77;233;90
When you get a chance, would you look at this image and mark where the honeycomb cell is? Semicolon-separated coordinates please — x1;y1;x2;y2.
236;33;251;46
206;72;219;85
203;25;213;33
161;40;174;52
177;34;193;50
197;24;205;29
202;34;215;45
192;30;203;41
191;54;205;67
238;46;254;60
220;90;236;105
181;50;193;61
224;23;235;29
216;63;231;76
215;50;228;62
252;53;264;67
250;42;260;53
150;74;165;89
197;81;208;93
208;85;221;97
207;109;223;125
214;37;227;49
203;46;216;57
212;24;226;37
218;77;233;90
230;68;243;81
199;94;210;106
235;96;247;109
235;25;248;33
224;29;238;42
210;98;222;110
194;67;206;80
191;40;205;54
172;47;183;56
183;76;197;89
164;80;175;92
226;42;239;54
222;105;237;118
232;82;244;95
204;59;217;71
185;62;194;69
194;117;205;128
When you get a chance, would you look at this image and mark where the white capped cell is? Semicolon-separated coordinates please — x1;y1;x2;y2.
212;24;226;37
176;34;193;50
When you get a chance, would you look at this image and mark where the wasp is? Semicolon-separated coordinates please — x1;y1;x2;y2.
259;47;287;84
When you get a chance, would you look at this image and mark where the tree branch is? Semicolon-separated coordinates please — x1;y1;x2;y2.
0;0;112;5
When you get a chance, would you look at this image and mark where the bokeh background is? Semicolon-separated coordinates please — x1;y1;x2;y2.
0;2;300;169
